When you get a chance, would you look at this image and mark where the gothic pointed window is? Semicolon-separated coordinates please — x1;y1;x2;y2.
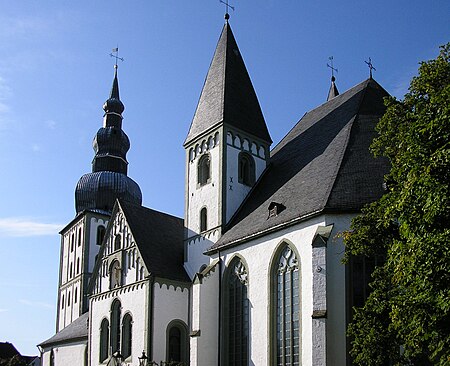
200;207;207;232
223;257;249;366
110;299;121;354
121;313;132;359
166;320;188;363
198;154;211;185
100;318;109;362
271;244;300;366
238;152;255;186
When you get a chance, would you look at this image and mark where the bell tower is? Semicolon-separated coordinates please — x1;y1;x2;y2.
56;63;142;331
183;18;272;278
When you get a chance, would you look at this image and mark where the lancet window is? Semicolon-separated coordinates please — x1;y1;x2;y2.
272;244;300;366
238;152;255;186
121;313;133;359
223;257;249;365
99;318;109;362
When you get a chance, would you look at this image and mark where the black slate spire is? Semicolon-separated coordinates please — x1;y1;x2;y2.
185;21;271;146
74;66;142;214
327;75;339;101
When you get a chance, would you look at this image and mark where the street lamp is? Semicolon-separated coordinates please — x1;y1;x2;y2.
138;350;148;366
112;350;124;365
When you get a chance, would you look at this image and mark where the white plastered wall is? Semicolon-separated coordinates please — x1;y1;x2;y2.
152;281;190;363
41;341;87;366
225;131;268;223
190;266;219;366
210;216;326;366
90;282;148;366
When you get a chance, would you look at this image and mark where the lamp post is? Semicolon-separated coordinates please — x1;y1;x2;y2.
138;350;148;366
112;350;124;366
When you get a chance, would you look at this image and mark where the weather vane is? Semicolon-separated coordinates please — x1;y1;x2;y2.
327;56;338;80
220;0;234;20
110;47;124;69
365;57;376;79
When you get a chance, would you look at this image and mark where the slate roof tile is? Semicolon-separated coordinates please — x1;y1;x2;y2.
209;78;390;251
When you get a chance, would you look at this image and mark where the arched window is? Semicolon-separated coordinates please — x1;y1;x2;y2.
200;207;207;232
114;235;121;251
67;292;71;306
223;257;249;365
198;154;211;185
70;234;74;252
97;225;106;246
61;295;65;309
238;152;256;186
76;258;80;275
69;263;73;278
166;321;188;363
110;260;121;289
78;228;82;247
74;288;78;303
110;300;121;354
121;313;133;359
271;244;300;366
99;318;109;362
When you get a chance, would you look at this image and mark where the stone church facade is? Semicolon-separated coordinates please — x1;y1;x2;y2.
39;16;389;366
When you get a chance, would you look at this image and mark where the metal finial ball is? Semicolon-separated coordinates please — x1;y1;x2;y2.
225;13;230;20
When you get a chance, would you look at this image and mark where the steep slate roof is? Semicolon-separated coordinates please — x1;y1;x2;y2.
39;312;89;347
119;201;190;282
184;21;271;146
209;78;390;252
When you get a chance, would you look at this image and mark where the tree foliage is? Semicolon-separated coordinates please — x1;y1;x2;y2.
344;43;450;365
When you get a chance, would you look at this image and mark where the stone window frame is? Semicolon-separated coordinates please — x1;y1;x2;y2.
197;153;211;186
221;255;250;366
165;319;189;363
269;240;301;366
238;151;256;186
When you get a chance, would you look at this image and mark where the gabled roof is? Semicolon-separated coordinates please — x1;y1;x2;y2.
184;22;271;146
119;201;190;282
39;312;89;347
0;342;20;358
208;78;390;252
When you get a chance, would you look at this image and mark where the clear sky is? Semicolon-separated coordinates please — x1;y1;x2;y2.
0;0;448;356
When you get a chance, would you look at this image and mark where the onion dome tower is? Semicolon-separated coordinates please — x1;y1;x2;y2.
75;65;142;214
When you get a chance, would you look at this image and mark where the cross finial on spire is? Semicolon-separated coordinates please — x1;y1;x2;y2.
110;47;124;69
327;56;338;81
220;0;234;21
365;57;376;79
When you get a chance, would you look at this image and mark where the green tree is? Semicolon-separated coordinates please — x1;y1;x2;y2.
344;43;450;365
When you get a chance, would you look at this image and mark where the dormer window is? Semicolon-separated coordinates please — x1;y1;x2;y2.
268;202;286;219
198;154;211;185
238;152;255;186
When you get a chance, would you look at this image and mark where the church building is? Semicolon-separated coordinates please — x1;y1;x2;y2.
39;14;389;366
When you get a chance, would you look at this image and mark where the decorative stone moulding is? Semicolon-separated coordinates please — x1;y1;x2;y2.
189;132;220;162
226;131;267;158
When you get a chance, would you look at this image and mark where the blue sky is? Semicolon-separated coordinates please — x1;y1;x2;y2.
0;0;448;356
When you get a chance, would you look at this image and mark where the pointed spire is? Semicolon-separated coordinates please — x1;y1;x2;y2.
103;65;124;116
185;22;271;146
327;76;339;101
